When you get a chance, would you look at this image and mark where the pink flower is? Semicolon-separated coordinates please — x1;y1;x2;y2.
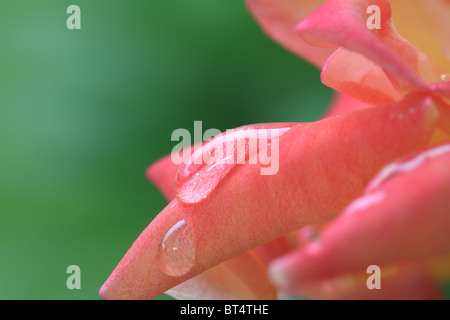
100;0;450;300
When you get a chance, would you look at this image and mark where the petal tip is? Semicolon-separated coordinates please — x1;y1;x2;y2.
98;284;109;300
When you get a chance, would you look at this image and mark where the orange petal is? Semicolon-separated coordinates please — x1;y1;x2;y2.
100;94;438;300
322;48;403;105
429;127;450;147
435;97;450;135
427;254;450;282
391;0;450;74
297;0;439;93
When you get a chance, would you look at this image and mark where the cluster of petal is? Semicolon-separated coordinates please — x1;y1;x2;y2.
100;0;450;300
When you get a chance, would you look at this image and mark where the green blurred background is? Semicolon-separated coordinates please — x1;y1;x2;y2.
0;1;332;299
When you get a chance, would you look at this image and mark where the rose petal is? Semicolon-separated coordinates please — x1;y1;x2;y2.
342;264;442;300
297;0;437;92
322;48;403;105
100;94;438;300
429;127;450;147
293;263;443;300
431;80;450;100
147;144;280;299
246;0;335;67
434;97;450;135
323;92;373;118
166;251;276;300
269;143;450;290
146;154;178;201
253;236;297;266
391;0;450;73
427;254;450;282
148;154;298;267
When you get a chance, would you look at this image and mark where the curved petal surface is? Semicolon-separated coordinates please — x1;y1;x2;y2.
269;144;450;289
100;95;438;299
297;0;440;93
246;0;335;67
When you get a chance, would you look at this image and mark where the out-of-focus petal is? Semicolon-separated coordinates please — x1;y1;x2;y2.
297;0;440;92
100;95;438;300
283;263;442;300
146;154;178;201
253;236;297;266
246;0;335;67
320;263;441;300
341;264;442;300
431;80;450;100
391;0;450;73
427;255;450;282
427;0;450;70
435;97;450;135
322;48;403;105
323;92;372;118
166;251;276;300
269;143;450;290
429;128;450;147
430;80;450;136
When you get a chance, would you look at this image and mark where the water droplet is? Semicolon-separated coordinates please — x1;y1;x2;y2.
175;123;298;204
367;144;450;192
157;219;195;277
441;74;449;81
